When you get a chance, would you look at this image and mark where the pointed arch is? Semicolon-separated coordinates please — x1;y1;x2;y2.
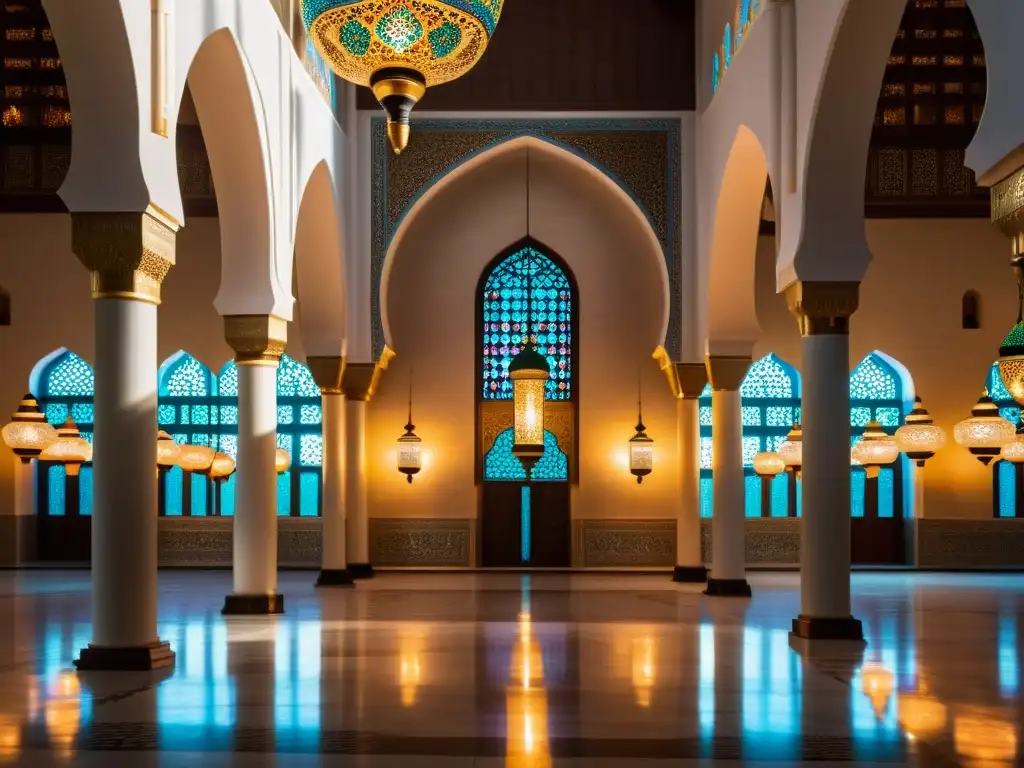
477;237;577;403
275;354;323;518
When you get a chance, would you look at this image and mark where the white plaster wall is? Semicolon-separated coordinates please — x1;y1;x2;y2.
754;218;1014;520
369;148;679;522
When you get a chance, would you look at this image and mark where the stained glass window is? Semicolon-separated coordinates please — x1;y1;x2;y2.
850;353;907;519
990;362;1023;518
36;350;94;517
481;243;573;401
484;429;568;482
277;354;322;517
699;354;801;517
158;353;220;517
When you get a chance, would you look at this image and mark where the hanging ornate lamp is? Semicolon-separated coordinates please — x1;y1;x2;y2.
852;420;900;479
752;451;785;517
397;371;422;483
1000;418;1024;464
1;394;56;461
628;375;654;484
38;419;92;476
779;422;803;476
998;253;1024;405
509;149;548;474
953;392;1015;465
894;397;946;467
276;448;293;475
156;430;181;472
176;444;216;475
302;0;505;154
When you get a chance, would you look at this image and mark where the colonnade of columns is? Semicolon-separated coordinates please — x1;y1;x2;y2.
68;210;377;670
671;281;865;643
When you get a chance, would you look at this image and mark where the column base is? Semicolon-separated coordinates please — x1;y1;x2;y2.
672;565;708;583
316;568;355;587
790;614;864;642
74;640;175;671
347;563;375;580
222;594;285;615
704;577;752;597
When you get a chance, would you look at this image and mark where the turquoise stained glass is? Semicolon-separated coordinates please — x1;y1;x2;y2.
851;469;865;518
744;475;760;518
998;461;1017;518
521;486;531;563
43;351;94;397
276;355;323;517
990;362;1021;517
484;429;567;482
481;244;572;401
850;355;898;400
38;350;95;516
850;353;906;520
47;465;65;517
770;472;788;518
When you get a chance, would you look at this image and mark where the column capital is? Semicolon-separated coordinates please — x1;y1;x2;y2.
223;314;287;366
676;363;709;399
705;356;751;392
341;363;377;401
991;166;1024;242
71;208;178;305
307;355;346;395
785;280;859;336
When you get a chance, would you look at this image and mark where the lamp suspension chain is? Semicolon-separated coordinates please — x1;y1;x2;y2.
407;368;414;431
525;146;533;350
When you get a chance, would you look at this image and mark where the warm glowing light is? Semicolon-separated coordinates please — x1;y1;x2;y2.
998;321;1024;406
506;608;551;768
954;393;1015;465
0;716;20;753
276;448;292;474
1;393;56;459
895;397;946;466
45;671;81;757
397;430;422;483
1001;429;1024;464
631;635;657;708
176;443;215;474
898;692;947;741
779;422;803;472
398;628;427;708
954;706;1018;763
156;430;181;468
38;419;92;475
629;429;654;484
860;663;894;719
753;451;785;477
852;421;900;478
208;452;236;480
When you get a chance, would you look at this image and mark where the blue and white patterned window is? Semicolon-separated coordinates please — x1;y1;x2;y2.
158;352;221;517
990;362;1022;518
850;353;907;519
484;429;568;482
481;243;573;402
699;354;801;518
276;354;323;518
36;350;94;517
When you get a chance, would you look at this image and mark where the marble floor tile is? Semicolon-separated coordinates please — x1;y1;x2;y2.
0;570;1019;765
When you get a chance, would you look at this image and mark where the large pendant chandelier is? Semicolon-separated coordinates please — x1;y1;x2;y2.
953;392;1015;465
302;0;504;154
998;253;1024;404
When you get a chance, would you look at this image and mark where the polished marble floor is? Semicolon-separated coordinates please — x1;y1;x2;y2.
0;570;1019;766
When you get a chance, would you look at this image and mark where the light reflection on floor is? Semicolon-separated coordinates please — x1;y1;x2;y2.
0;570;1019;765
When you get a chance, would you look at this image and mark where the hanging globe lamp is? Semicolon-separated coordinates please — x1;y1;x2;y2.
779;422;803;476
1000;418;1024;464
176;444;216;474
894;397;946;467
1;394;57;461
276;448;293;475
752;451;785;478
953;392;1015;465
302;0;505;154
156;430;181;471
851;421;900;479
39;419;92;476
998;253;1024;405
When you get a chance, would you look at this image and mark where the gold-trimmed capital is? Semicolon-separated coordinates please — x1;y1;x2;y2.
785;280;859;336
677;363;709;399
705;356;751;392
341;347;395;402
71;208;178;304
224;314;288;365
307;356;346;395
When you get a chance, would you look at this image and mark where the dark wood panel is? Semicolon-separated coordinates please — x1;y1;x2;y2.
529;483;571;568
37;516;90;562
481;482;523;567
356;0;695;112
852;518;906;565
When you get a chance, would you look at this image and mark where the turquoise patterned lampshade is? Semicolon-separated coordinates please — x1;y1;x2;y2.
999;321;1024;407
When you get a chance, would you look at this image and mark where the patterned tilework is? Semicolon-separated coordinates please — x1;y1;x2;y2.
699;518;801;565
369;518;473;566
157;518;322;567
575;520;676;567
917;519;1024;568
371;118;683;358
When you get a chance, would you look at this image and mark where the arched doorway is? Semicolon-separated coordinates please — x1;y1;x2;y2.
476;238;576;568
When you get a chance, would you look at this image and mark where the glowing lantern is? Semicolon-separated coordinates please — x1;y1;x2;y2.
302;0;504;154
954;392;1015;465
276;448;292;475
860;663;894;719
156;430;181;470
851;420;900;478
38;419;91;476
752;451;785;478
779;422;803;474
509;348;548;474
397;374;422;483
1;393;56;460
208;452;236;480
894;397;946;466
628;381;654;484
176;444;215;474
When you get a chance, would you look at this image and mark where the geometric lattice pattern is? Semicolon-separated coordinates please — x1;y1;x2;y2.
481;243;573;401
484;428;568;482
990;361;1024;518
849;353;906;519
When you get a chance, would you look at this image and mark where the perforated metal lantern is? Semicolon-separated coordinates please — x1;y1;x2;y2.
276;448;292;475
999;322;1024;407
1;393;56;461
779;422;803;474
852;421;900;479
752;451;785;478
628;424;654;484
1000;419;1024;464
209;452;236;480
176;444;216;474
509;345;549;473
953;393;1015;466
894;397;946;467
302;0;504;154
156;430;181;470
38;419;92;476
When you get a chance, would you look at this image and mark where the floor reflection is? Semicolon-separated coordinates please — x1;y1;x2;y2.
0;571;1020;764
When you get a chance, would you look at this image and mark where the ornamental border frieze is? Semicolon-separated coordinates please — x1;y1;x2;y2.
991;166;1024;238
371;117;683;359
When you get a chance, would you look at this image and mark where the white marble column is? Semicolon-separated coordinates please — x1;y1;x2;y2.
341;363;376;578
705;356;752;597
72;210;176;670
786;281;864;642
223;316;286;614
674;362;708;582
308;356;353;586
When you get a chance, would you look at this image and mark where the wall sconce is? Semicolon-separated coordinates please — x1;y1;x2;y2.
629;376;653;483
954;392;1015;465
397;371;422;483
